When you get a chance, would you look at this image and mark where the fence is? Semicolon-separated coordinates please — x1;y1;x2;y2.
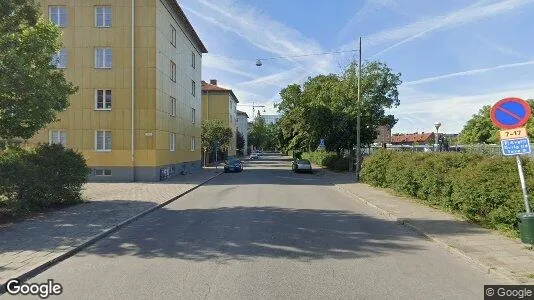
366;144;534;157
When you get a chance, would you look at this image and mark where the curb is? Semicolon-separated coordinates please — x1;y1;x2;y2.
334;183;522;285
0;171;223;294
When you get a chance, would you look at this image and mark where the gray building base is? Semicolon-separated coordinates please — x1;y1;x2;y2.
87;160;202;182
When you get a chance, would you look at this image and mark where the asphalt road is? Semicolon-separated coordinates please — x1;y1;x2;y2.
6;155;507;299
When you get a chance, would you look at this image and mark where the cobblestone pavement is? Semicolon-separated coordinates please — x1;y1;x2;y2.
0;169;221;285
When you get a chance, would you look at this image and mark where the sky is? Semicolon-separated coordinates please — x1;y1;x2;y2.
180;0;534;134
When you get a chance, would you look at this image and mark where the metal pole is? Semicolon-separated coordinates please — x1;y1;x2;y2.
215;141;218;170
516;155;531;213
435;128;439;152
355;37;362;182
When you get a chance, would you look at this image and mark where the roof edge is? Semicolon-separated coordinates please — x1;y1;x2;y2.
166;0;208;53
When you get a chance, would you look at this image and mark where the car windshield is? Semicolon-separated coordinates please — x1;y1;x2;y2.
228;159;240;164
298;160;310;164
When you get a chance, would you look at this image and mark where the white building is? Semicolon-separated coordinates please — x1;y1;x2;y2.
236;110;249;153
262;114;281;125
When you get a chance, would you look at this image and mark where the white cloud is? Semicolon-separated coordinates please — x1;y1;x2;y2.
203;55;256;79
365;0;534;58
404;59;534;85
474;34;524;58
391;84;534;133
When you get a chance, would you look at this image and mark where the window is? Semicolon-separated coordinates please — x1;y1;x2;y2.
95;130;112;151
95;48;112;68
170;133;175;151
191;80;196;97
94;169;112;176
51;48;67;68
191;137;196;151
95;90;112;110
49;6;67;27
170;60;176;82
191;52;195;68
49;130;66;147
191;108;196;124
170;25;176;47
95;6;112;27
169;97;176;116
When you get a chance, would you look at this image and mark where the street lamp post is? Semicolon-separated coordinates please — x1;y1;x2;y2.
434;122;441;152
355;37;362;182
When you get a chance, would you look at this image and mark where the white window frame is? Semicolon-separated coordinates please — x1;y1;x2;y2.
191;108;196;124
170;60;176;82
170;25;176;47
191;137;196;152
95;130;112;152
49;6;67;27
94;169;112;176
170;133;176;152
52;48;67;69
191;52;195;69
95;6;112;28
95;48;112;69
95;89;112;110
49;130;67;147
191;80;196;97
169;97;176;117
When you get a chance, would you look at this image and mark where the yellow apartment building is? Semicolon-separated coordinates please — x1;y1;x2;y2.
201;80;238;157
29;0;208;181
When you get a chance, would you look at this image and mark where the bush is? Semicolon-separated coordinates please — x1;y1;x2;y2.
301;151;350;171
360;150;533;234
0;144;90;217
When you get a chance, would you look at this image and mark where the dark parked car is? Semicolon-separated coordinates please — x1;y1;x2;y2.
224;159;243;173
292;159;312;173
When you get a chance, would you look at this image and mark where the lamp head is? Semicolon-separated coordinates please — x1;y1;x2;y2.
256;59;262;67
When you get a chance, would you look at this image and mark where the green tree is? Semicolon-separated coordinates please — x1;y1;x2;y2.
201;120;232;165
0;0;77;143
236;131;245;153
248;116;267;150
459;100;534;144
276;61;401;154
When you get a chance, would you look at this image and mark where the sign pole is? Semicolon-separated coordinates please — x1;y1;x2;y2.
516;154;531;214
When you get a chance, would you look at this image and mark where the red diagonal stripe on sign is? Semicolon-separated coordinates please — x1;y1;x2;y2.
497;106;522;121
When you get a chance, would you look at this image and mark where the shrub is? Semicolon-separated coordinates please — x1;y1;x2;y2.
360;150;533;234
0;144;90;217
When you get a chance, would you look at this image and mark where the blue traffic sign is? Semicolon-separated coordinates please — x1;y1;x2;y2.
501;137;532;156
319;139;325;147
490;98;531;129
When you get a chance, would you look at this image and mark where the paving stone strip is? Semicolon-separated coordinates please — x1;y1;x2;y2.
0;170;220;285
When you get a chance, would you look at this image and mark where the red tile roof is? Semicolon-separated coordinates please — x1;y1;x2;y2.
391;132;434;144
201;81;239;103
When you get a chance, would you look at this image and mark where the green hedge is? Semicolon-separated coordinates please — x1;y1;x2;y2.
0;144;90;217
361;150;534;234
302;151;349;171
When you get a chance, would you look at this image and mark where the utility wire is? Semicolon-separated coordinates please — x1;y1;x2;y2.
257;49;359;61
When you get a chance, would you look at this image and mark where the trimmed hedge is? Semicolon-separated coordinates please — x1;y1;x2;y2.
0;143;90;217
360;150;534;234
302;151;350;171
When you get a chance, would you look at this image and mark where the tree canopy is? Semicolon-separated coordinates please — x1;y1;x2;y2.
459;99;534;144
248;116;281;150
0;0;77;141
201;119;233;151
276;61;401;154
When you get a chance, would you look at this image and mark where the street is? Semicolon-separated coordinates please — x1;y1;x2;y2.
7;155;505;299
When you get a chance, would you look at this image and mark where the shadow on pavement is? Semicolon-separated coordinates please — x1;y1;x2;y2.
0;200;159;254
74;206;483;261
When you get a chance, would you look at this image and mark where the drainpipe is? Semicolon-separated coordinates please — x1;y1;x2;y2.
131;0;135;180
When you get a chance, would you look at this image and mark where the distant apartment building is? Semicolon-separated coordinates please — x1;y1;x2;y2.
29;0;208;181
201;80;239;157
236;110;249;153
262;114;281;125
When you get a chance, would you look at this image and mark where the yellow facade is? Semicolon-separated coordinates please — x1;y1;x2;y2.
201;90;238;157
31;0;207;181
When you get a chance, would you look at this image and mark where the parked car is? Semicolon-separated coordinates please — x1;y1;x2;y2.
224;159;243;173
250;153;259;160
292;159;312;173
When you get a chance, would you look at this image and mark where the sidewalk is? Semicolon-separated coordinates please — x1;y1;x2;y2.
321;169;534;284
0;169;221;286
